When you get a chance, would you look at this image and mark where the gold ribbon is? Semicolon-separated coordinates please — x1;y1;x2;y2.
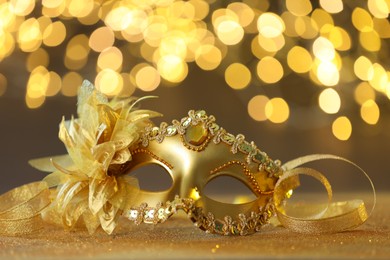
0;182;51;236
274;154;376;234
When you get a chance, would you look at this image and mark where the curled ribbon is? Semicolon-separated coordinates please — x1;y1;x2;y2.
273;154;376;234
0;182;50;236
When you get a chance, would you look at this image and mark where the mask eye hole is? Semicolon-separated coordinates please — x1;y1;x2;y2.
203;175;257;204
130;164;173;192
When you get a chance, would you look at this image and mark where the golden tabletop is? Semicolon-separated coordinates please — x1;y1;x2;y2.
0;193;388;259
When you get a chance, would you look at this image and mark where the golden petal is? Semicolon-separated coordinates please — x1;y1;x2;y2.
88;176;118;215
109;176;140;211
29;154;72;173
98;202;121;235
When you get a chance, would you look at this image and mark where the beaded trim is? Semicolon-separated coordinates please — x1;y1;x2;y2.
123;196;275;235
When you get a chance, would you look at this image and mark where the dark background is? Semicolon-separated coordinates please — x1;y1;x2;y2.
1;62;388;194
0;0;389;195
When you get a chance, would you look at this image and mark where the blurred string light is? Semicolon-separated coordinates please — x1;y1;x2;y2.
0;1;389;141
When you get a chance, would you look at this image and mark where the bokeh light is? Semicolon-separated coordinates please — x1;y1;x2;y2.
354;82;376;105
97;46;123;71
265;98;290;123
319;88;341;114
256;57;284;84
135;65;161;92
332;116;352;141
354;56;374;81
313;37;335;61
287;46;312;73
361;99;380;125
195;44;222;70
62;72;82;97
89;26;115;52
0;0;390;140
319;0;343;14
257;13;285;38
43;21;66;47
247;95;269;121
286;0;312;16
95;69;123;96
157;55;188;83
316;61;340;86
225;63;251;89
18;18;42;52
216;20;244;45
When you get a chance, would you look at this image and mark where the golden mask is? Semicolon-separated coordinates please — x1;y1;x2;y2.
122;109;282;235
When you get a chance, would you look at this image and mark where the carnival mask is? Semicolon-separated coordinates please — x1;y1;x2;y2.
122;109;282;235
0;81;375;236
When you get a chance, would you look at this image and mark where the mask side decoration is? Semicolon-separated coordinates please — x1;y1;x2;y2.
124;110;283;235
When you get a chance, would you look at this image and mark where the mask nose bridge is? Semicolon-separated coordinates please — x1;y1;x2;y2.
178;140;256;200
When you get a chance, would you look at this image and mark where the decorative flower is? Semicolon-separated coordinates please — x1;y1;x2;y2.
31;80;160;234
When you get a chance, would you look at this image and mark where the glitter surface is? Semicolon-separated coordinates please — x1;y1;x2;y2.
0;193;388;259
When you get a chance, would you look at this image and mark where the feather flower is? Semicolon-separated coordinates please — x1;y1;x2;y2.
30;80;161;234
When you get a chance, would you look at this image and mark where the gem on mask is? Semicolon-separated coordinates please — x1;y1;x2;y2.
238;141;253;154
185;123;209;146
254;151;266;164
126;208;144;225
128;209;139;220
126;201;181;225
150;126;160;137
144;208;156;224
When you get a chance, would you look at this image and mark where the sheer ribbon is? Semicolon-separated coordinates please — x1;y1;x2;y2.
273;154;376;234
0;182;50;235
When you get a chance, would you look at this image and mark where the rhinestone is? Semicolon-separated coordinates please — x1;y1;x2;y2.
182;117;192;128
144;208;156;223
239;142;252;154
221;133;235;144
150;127;159;137
166;125;177;136
128;209;138;220
254;152;266;163
185;123;208;146
147;209;155;218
